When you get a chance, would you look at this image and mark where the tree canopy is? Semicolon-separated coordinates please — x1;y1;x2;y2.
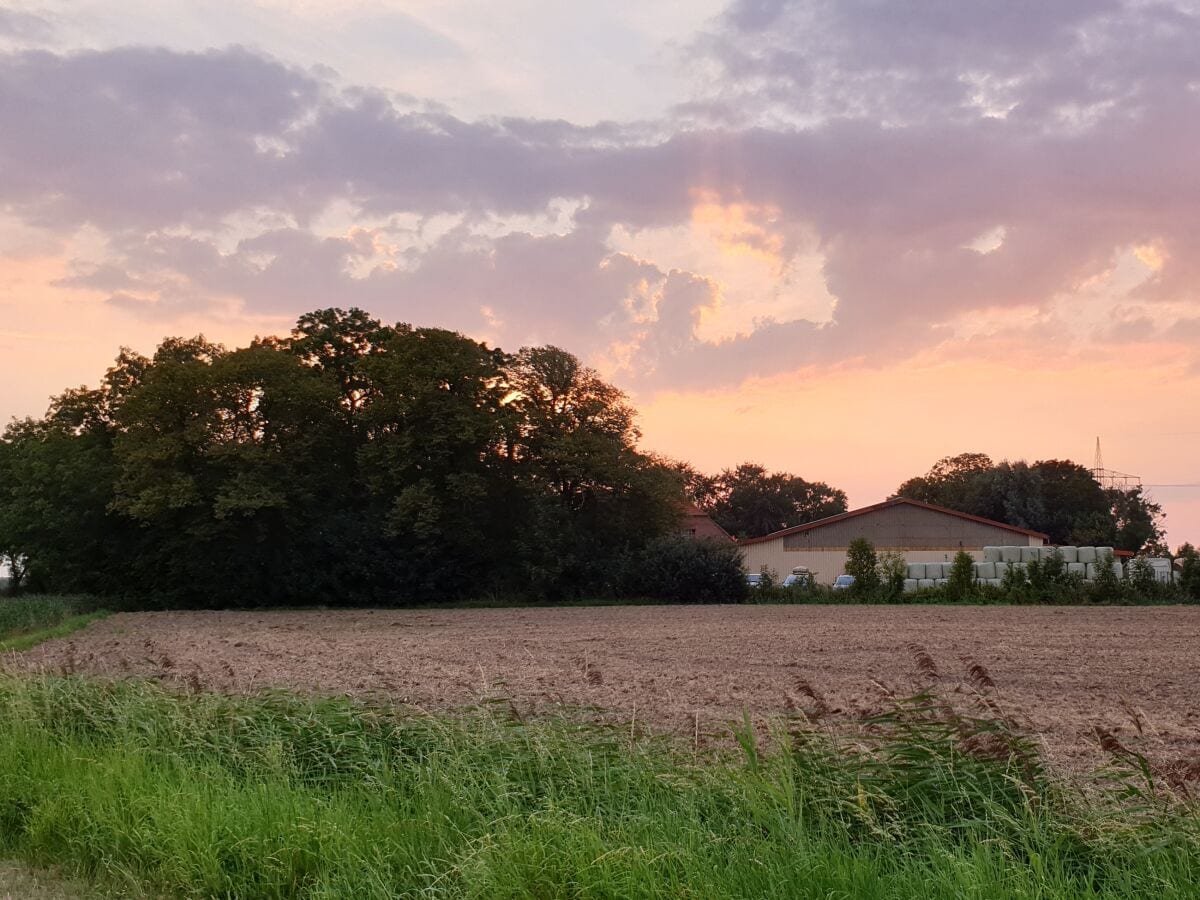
894;452;1165;551
0;309;688;605
691;463;848;539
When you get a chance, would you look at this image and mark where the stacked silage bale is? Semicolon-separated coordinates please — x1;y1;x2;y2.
900;547;1128;592
901;562;946;591
904;562;922;593
975;546;1125;584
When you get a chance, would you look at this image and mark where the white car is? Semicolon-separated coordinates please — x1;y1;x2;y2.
832;574;856;591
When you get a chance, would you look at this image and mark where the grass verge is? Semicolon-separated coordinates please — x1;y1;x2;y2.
0;597;108;653
0;674;1197;899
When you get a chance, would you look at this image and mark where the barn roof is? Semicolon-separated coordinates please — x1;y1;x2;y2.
736;496;1050;545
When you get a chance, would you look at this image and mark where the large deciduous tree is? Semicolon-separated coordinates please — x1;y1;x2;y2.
696;463;847;539
506;346;682;595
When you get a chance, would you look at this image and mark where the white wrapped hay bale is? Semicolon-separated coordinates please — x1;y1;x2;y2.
975;562;996;579
983;547;1002;563
1067;562;1086;577
1057;546;1078;563
1020;547;1040;563
994;561;1010;578
925;562;944;579
918;578;935;589
903;579;919;593
987;578;1002;587
1096;547;1115;560
1077;547;1097;564
1039;546;1062;561
1001;547;1022;563
907;563;926;580
935;578;949;587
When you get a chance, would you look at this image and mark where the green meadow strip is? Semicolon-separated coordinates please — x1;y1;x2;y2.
0;674;1197;899
0;611;110;653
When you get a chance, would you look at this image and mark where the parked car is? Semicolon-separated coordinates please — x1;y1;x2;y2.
782;567;813;587
832;574;856;591
745;573;764;588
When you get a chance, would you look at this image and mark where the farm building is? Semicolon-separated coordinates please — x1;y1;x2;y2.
678;503;735;543
738;497;1047;584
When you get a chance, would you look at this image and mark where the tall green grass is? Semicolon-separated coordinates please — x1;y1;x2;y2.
0;596;107;652
0;674;1197;898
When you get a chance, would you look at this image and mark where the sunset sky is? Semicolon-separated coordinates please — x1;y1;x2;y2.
1;0;1198;546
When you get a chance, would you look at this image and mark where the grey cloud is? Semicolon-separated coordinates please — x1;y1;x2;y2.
696;0;1195;127
83;224;719;362
0;46;324;227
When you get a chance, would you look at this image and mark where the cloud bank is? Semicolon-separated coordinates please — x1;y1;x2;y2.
1;1;1199;393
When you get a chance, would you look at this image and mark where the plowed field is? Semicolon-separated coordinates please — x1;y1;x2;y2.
10;605;1200;773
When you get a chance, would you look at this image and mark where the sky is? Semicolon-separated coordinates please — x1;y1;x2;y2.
1;0;1198;547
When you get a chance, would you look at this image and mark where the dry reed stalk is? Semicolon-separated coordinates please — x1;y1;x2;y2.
906;643;940;681
790;677;832;719
959;655;996;690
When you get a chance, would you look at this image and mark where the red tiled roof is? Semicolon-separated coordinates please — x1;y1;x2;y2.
680;502;735;543
736;496;1051;545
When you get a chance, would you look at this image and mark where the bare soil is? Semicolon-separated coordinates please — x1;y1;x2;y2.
0;861;88;900
9;605;1200;773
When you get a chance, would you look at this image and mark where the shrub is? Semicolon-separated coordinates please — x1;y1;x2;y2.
620;536;748;603
1178;545;1200;601
877;551;907;600
1129;556;1158;597
946;550;977;600
1000;562;1031;602
1088;550;1122;602
845;537;880;598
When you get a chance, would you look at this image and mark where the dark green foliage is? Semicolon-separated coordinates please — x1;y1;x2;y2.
878;551;908;600
1178;545;1200;601
1015;552;1081;604
618;537;748;604
946;550;977;600
1;674;1198;899
844;537;881;597
691;462;847;539
0;311;689;606
1090;551;1122;600
895;453;1165;552
1129;557;1158;596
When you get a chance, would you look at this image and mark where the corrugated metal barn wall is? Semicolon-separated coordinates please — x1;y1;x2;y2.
780;504;1043;551
739;504;1043;584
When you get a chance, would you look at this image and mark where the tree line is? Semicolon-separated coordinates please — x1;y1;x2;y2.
0;309;704;605
0;309;1172;607
893;452;1166;553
